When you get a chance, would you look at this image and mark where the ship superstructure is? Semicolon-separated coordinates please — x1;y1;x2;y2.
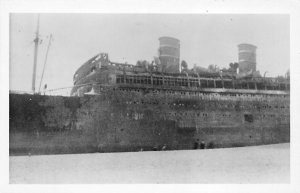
71;37;289;97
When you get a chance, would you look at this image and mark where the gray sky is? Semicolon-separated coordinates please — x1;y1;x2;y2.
10;14;289;93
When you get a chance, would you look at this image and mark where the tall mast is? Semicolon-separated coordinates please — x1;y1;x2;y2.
31;14;40;93
38;34;52;93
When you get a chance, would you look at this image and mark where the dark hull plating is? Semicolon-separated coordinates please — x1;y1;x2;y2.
9;86;290;155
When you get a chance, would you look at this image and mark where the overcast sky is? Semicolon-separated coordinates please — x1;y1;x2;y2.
9;14;289;93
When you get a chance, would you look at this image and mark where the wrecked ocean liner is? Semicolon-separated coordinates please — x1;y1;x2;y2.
9;37;290;155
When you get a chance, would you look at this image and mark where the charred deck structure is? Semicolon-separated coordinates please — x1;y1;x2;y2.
9;37;290;155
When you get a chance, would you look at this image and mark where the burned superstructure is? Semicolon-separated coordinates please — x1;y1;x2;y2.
9;37;290;155
71;37;289;96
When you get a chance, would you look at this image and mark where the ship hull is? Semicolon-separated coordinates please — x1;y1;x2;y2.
9;89;290;155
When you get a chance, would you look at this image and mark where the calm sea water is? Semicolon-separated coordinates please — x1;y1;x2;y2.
9;143;290;183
